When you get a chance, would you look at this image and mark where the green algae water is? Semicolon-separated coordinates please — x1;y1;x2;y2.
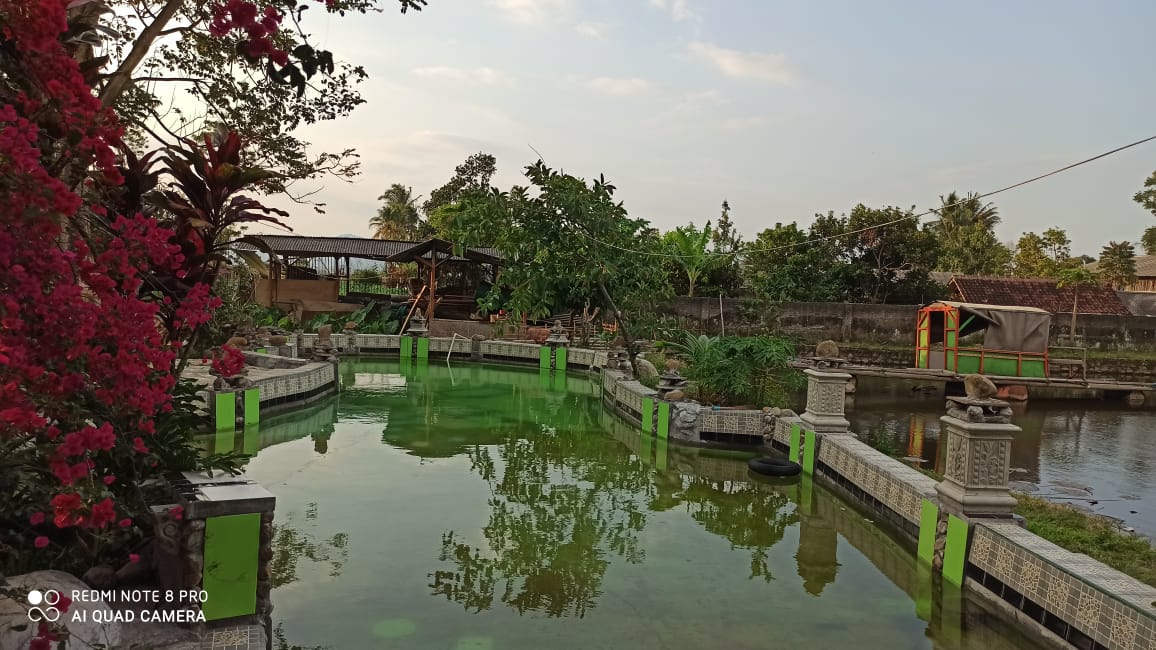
216;360;1037;649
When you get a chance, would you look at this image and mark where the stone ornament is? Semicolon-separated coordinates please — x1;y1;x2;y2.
669;401;703;441
312;324;338;361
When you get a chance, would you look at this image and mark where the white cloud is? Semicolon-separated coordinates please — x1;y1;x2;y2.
575;21;611;39
673;89;728;113
689;41;795;84
489;0;572;25
586;77;654;95
412;66;514;86
648;0;696;21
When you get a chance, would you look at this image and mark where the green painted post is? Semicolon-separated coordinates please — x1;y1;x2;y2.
556;347;568;371
552;371;567;391
539;370;551;390
243;388;260;425
788;423;801;462
655;438;668;471
400;335;413;358
214;392;235;432
417;337;429;360
802;429;816;474
539;346;551;370
641;397;654;435
943;514;968;586
201;513;261;620
656;402;670;440
640;430;652;464
254;347;267;354
917;499;938;565
242;423;260;456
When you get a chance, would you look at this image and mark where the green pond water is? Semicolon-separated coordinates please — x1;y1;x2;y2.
211;360;1038;649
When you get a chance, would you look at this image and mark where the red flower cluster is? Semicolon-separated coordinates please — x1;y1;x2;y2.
0;1;217;552
209;0;289;65
211;345;247;377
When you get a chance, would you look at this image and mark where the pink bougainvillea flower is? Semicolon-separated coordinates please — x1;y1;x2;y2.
103;475;116;485
88;498;116;529
168;505;184;521
118;518;132;528
34;536;49;549
29;512;45;526
129;553;140;563
132;437;150;454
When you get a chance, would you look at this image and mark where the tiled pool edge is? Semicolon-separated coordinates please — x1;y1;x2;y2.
219;337;1155;650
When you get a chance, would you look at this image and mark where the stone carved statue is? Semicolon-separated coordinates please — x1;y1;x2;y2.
946;375;1013;423
312;324;337;361
669;401;703;442
815;340;840;358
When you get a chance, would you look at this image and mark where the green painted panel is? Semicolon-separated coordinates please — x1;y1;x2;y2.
539;346;551;370
242;423;259;455
802;429;816;474
915;562;933;621
656;402;670;440
552;371;567;391
415;359;428;378
943;514;968;587
917;499;938;564
957;352;1046;378
243;388;260;425
202;513;260;620
655;438;668;471
641;397;654;435
799;476;814;516
556;347;567;371
417;337;429;360
214;392;235;432
400;336;413;358
254;347;267;354
539;370;551;390
214;427;234;455
788;423;801;462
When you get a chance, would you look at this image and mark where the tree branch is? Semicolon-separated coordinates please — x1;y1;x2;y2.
100;0;184;107
132;76;207;84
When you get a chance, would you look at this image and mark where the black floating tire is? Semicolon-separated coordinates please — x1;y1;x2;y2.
747;456;802;477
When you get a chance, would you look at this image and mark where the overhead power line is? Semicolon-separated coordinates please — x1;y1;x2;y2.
567;134;1156;260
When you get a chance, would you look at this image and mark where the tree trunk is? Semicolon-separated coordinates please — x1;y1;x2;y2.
1070;289;1078;346
687;275;695;298
597;278;639;378
99;0;184;107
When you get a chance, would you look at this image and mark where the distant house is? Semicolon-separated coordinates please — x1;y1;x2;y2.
945;275;1130;315
1085;254;1156;293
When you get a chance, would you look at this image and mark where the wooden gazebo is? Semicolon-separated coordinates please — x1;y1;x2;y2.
385;238;502;322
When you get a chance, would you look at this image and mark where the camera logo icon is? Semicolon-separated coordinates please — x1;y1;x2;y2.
27;589;62;622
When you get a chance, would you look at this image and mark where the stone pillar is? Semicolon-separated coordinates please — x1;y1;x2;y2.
800;368;852;435
161;471;276;626
935;396;1020;518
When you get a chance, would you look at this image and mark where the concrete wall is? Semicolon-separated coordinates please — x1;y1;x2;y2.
670;297;1156;350
253;278;339;306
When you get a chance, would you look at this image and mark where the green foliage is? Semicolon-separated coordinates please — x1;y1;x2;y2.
370;183;428;240
1142;227;1156;256
1098;241;1138;289
423;151;497;216
1133;169;1156;220
930;191;1011;275
745;220;845;302
1012;227;1082;278
307;302;408;334
663;220;721;297
455;161;672;333
351;265;382;282
864;425;897;457
662;332;801;406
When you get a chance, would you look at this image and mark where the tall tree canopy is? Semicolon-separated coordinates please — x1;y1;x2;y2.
370;183;426;240
423;151;497;215
1098;241;1138;289
1133;170;1156;254
1011;227;1080;278
929;191;1011;275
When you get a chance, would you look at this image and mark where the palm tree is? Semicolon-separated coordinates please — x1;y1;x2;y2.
370;184;423;240
665;221;718;297
1056;267;1100;346
935;191;1000;231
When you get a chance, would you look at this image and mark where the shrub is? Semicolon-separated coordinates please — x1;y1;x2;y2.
661;331;802;406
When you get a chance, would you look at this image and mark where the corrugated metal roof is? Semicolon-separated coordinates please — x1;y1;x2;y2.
1086;254;1156;278
233;235;500;262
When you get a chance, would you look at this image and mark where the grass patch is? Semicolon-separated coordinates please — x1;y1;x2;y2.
1013;493;1156;588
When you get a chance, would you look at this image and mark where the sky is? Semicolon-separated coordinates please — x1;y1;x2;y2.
258;0;1156;256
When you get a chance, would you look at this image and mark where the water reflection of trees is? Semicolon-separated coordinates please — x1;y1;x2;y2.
270;502;349;589
428;416;654;618
680;478;799;582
